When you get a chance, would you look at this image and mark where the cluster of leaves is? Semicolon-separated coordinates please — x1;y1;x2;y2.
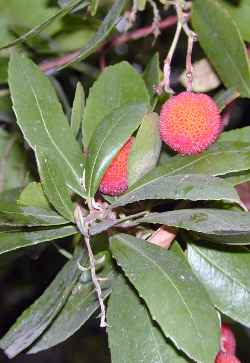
1;0;250;362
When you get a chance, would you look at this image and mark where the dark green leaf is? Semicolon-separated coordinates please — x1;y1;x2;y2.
0;202;68;227
143;53;161;108
132;142;250;185
128;112;161;186
71;82;85;138
28;253;114;353
36;149;75;222
110;233;220;363
139;208;250;244
9;54;85;197
108;275;188;363
0;246;83;358
112;174;243;208
192;0;250;97
188;243;250;327
0;225;77;255
85;103;148;197
83;62;150;147
56;0;127;71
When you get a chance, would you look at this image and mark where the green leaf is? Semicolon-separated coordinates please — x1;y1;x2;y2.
28;253;114;353
0;246;83;358
219;0;250;41
18;182;51;210
0;0;86;50
139;208;250;245
90;0;99;15
56;0;127;71
0;129;31;192
110;234;220;363
8;54;84;197
0;225;77;255
112;174;243;208
192;0;250;97
224;170;250;186
188;243;250;327
143;53;161;108
85;103;148;197
71;82;85;138
108;275;188;363
0;201;68;227
83;62;150;147
128;112;161;186
36;149;75;222
132;142;250;185
219;127;250;143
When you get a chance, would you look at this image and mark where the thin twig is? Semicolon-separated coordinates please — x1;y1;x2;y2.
185;34;195;92
74;205;107;328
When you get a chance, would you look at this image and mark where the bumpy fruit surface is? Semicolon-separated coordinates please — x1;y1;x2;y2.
99;138;133;196
220;324;236;354
215;352;241;363
160;91;221;155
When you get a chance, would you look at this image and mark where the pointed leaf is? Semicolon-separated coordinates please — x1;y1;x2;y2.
112;174;243;208
0;246;83;358
192;0;250;97
0;225;77;255
110;233;220;363
8;54;85;197
28;254;114;353
85;103;148;197
83;62;150;147
18;182;51;210
139;208;250;245
188;243;250;327
71;82;85;138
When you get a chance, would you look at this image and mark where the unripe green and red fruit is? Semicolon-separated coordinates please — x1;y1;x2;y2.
160;91;222;155
215;352;241;363
99;138;133;196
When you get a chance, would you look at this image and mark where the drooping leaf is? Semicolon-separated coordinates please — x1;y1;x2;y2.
71;82;85;138
18;182;51;210
143;53;161;108
36;149;75;222
139;208;250;245
112;174;243;208
83;62;150;147
0;202;68;227
110;233;220;363
85;103;148;197
8;54;85;197
108;275;188;363
56;0;127;71
0;225;77;255
28;253;114;353
188;243;250;327
192;0;250;97
128;112;161;186
0;246;84;358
